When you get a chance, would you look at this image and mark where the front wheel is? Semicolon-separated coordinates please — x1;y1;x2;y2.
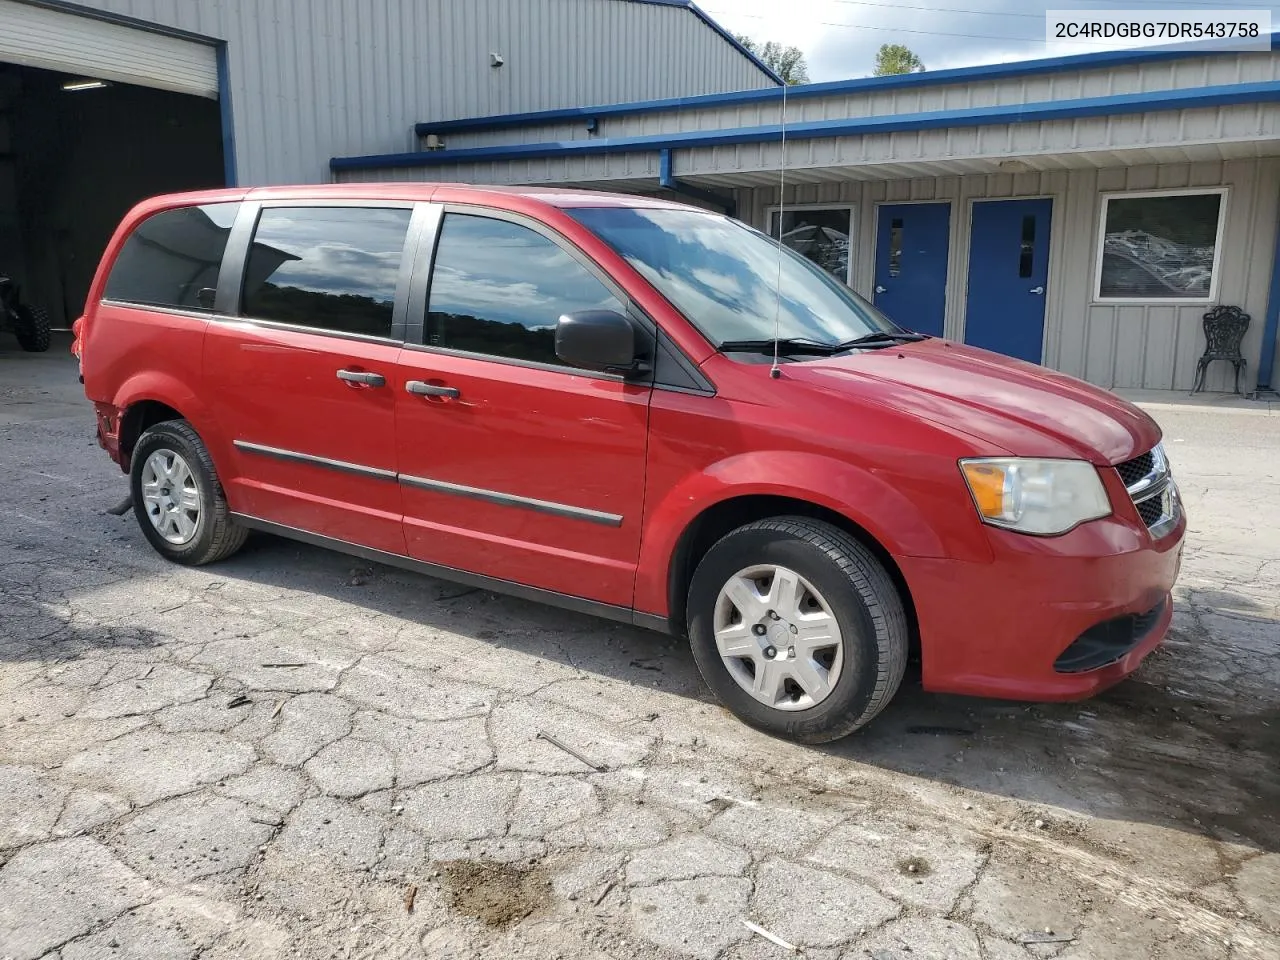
687;517;908;743
130;420;248;565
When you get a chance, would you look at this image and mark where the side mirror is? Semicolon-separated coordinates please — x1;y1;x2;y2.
555;310;644;375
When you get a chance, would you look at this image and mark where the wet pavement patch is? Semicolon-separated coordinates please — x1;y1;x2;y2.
438;858;551;927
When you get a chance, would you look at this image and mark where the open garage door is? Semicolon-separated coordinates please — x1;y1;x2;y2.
0;0;217;99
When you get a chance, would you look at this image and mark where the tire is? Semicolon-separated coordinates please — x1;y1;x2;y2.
686;517;908;744
13;305;51;352
129;420;248;566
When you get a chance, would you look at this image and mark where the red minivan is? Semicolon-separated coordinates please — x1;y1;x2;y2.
74;184;1185;742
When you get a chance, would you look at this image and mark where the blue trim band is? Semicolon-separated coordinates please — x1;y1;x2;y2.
216;42;237;187
1259;207;1280;389
339;80;1280;171
416;32;1280;137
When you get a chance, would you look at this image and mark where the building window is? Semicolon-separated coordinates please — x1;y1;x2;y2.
242;206;413;339
1095;190;1225;302
768;206;855;285
427;213;624;366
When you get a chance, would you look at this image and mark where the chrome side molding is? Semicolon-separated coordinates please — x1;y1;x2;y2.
234;440;623;526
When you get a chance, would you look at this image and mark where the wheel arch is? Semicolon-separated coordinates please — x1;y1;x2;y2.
660;493;919;655
111;372;223;472
119;399;186;467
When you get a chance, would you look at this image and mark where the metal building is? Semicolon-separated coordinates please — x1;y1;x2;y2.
333;43;1280;394
0;0;777;327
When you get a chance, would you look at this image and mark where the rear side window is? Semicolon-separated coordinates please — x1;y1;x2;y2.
427;213;624;365
104;202;240;311
241;206;413;339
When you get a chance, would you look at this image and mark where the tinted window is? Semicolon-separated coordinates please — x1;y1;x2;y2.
427;214;624;365
242;206;412;338
105;202;240;310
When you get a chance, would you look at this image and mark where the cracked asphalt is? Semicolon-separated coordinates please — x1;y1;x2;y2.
1;337;1278;960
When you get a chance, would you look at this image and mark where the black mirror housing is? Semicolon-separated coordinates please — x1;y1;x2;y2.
555;310;642;375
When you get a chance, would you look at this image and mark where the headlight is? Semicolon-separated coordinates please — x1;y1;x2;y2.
959;458;1111;536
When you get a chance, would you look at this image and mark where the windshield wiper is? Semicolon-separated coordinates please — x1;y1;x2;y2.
836;331;929;348
717;337;841;356
718;332;928;357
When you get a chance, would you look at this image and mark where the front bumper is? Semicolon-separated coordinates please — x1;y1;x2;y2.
900;507;1186;701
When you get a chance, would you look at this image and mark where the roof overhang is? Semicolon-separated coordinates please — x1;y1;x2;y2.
334;81;1280;176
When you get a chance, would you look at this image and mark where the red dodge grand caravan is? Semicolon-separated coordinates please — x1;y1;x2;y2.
74;184;1185;742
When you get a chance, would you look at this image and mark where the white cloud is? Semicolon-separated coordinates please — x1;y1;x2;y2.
701;1;1274;82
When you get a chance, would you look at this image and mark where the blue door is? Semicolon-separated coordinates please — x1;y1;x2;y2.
873;202;950;336
964;199;1053;363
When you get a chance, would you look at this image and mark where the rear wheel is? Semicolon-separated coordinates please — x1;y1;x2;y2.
687;517;908;743
13;305;50;352
130;420;248;565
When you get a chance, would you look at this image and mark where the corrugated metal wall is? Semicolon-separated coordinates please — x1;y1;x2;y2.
60;0;773;184
440;50;1280;150
731;159;1280;392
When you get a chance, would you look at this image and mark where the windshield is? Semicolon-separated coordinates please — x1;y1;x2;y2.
568;206;900;347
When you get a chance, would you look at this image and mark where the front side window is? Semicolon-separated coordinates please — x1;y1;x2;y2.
1097;192;1224;301
242;206;413;338
427;213;624;365
570;206;897;347
104;202;240;310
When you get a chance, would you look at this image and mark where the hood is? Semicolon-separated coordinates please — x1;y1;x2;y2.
793;340;1161;464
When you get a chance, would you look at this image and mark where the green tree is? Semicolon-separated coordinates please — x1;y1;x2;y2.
873;43;925;76
735;35;811;85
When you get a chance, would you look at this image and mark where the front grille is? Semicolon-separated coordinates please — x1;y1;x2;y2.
1136;496;1164;527
1115;452;1155;489
1054;599;1168;673
1114;445;1177;537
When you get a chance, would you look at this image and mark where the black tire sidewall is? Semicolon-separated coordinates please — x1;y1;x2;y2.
13;305;50;352
688;526;886;742
129;424;223;564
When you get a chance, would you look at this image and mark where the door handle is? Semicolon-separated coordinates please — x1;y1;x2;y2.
875;285;887;294
406;380;461;399
337;369;386;387
1030;286;1045;295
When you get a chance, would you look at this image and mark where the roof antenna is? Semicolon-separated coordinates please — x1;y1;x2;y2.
769;79;789;381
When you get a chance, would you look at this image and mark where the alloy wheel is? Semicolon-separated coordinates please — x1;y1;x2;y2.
712;563;844;710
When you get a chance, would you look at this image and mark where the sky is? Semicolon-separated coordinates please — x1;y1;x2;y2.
699;0;1280;82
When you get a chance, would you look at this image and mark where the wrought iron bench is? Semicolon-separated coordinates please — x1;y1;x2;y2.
1192;305;1250;394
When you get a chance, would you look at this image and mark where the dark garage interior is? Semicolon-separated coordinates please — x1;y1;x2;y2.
0;63;224;333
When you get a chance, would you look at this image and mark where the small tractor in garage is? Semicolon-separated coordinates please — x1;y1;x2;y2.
0;274;51;352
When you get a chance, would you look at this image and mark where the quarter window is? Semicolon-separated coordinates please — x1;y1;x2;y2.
104;202;240;311
1096;191;1225;301
242;206;413;338
427;214;624;365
